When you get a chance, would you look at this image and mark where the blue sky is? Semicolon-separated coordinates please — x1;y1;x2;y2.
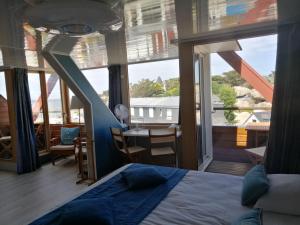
0;34;277;100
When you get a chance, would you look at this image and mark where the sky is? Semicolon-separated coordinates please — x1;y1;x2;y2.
0;35;277;100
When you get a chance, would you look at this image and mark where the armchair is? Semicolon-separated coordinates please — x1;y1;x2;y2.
49;126;81;165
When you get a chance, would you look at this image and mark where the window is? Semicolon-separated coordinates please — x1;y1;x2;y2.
68;68;109;123
130;107;135;116
210;34;276;126
0;72;6;99
167;109;172;120
0;72;12;159
149;108;154;118
46;74;63;124
139;108;143;117
82;68;109;106
129;59;180;123
69;89;84;123
28;73;44;123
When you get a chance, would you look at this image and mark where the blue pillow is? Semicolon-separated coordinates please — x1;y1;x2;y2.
231;209;262;225
242;165;269;206
121;167;167;190
60;198;114;225
61;127;80;145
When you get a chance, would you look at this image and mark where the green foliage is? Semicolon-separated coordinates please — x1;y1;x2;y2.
218;85;236;124
223;71;246;86
165;78;180;96
130;79;165;97
130;77;180;98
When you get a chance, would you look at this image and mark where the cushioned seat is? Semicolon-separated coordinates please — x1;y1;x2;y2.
151;147;175;156
50;126;81;165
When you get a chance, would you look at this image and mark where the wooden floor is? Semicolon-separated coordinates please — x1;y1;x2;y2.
0;158;88;225
206;160;253;176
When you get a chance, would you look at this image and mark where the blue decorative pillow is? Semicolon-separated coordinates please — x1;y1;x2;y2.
60;198;114;225
121;167;167;190
242;165;270;206
60;127;80;145
231;209;262;225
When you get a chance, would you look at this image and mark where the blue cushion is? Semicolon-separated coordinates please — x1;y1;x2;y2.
231;209;262;225
242;165;270;206
121;167;167;190
60;127;80;145
60;198;114;225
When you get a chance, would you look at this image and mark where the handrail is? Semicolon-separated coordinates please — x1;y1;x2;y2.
212;107;272;111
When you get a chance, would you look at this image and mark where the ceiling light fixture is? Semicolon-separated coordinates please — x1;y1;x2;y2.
22;0;123;36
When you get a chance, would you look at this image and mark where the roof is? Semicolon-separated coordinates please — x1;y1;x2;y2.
130;96;179;108
130;95;223;108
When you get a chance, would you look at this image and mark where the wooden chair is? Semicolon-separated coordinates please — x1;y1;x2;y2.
49;126;81;165
149;128;177;167
76;137;89;184
110;127;147;163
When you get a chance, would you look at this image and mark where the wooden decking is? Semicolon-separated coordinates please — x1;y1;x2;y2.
206;160;253;176
0;158;87;225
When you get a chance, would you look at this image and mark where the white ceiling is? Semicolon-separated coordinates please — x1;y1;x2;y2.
0;0;278;71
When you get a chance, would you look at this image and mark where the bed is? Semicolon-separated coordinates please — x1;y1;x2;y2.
30;164;300;225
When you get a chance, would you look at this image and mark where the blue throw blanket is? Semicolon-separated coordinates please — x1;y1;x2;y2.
30;164;188;225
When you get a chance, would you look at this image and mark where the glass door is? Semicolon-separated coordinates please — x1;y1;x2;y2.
194;53;213;170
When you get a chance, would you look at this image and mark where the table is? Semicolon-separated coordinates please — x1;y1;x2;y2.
123;128;182;137
123;128;182;167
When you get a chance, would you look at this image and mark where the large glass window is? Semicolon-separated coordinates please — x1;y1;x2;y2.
210;35;276;127
46;74;63;124
28;73;44;123
0;72;12;160
69;68;109;123
0;72;7;99
128;59;180;123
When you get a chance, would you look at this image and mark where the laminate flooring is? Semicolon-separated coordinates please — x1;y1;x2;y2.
0;158;87;225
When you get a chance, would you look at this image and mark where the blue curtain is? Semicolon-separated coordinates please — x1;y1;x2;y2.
265;23;300;173
108;65;123;112
13;68;39;173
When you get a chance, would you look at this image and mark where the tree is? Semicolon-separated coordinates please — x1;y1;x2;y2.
266;71;275;84
219;85;237;124
223;70;245;86
165;78;179;96
130;79;165;97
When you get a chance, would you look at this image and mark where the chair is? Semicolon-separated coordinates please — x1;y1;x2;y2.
76;137;89;184
110;127;147;163
50;126;81;165
149;128;177;167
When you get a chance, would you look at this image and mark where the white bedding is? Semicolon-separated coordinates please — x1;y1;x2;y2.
141;170;250;225
32;164;300;225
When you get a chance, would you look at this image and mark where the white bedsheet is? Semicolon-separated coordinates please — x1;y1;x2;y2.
141;170;250;225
